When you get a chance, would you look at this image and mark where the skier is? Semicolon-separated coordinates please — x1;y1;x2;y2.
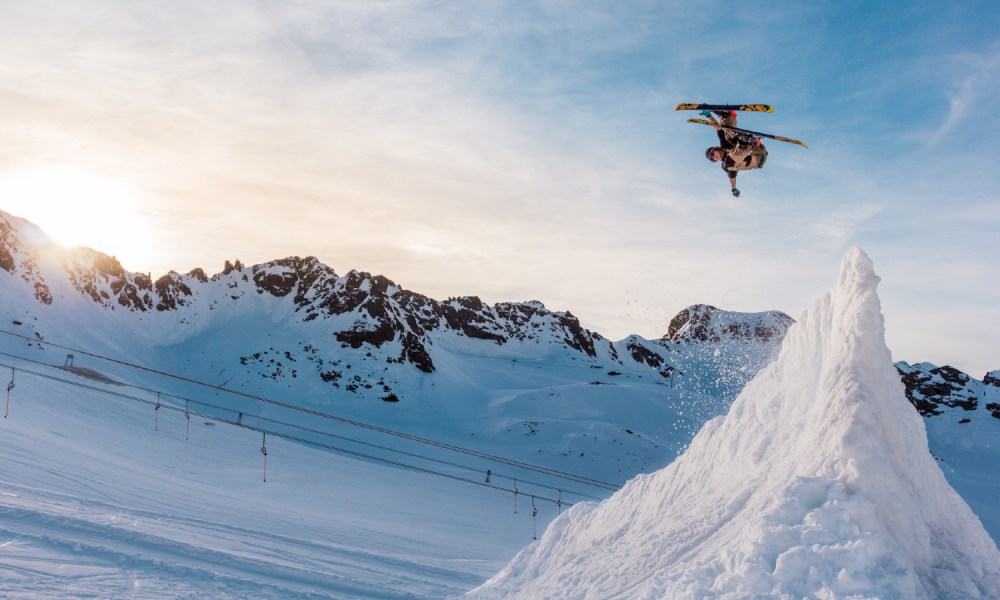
703;110;767;197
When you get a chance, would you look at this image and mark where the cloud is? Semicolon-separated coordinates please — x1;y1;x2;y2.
924;43;1000;146
0;1;719;272
1;1;996;370
796;202;887;252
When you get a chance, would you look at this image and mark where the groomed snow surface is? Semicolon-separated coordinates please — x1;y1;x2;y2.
466;248;1000;599
0;369;529;599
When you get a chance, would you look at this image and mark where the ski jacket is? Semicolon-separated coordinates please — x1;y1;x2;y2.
721;143;767;178
715;112;767;179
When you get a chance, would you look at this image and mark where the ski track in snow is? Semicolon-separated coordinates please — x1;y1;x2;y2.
0;481;486;599
0;363;515;599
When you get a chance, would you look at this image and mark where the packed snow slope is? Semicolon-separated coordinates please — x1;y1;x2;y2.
466;247;1000;599
0;357;527;599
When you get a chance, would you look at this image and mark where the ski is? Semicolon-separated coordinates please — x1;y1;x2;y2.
674;103;774;113
687;118;808;148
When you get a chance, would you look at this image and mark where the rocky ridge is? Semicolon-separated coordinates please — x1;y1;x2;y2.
897;362;1000;421
5;209;996;423
0;211;798;401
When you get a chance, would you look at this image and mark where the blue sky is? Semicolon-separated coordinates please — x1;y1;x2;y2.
0;1;997;375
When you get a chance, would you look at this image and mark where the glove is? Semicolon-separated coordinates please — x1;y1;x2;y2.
732;188;741;198
699;110;712;118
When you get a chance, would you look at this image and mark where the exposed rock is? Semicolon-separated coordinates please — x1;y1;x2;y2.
154;272;194;311
187;268;209;283
624;338;678;379
984;370;1000;387
664;304;794;344
896;362;978;417
400;331;434;373
336;321;398;350
0;221;14;273
628;339;664;370
253;261;301;297
440;297;507;343
0;216;52;303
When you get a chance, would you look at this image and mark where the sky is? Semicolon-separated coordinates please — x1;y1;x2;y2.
0;0;997;376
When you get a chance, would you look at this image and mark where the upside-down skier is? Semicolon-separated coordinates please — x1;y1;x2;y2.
702;110;768;198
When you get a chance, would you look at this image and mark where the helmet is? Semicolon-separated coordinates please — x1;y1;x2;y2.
706;147;722;161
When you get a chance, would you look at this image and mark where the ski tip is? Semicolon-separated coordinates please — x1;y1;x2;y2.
776;137;809;148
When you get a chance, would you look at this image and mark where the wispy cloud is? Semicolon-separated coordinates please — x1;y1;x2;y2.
0;1;719;274
924;42;1000;146
797;203;887;252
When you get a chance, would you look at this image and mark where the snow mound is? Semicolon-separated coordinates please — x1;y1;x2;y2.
465;247;1000;599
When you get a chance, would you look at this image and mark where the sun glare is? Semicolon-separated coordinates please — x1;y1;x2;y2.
0;165;156;271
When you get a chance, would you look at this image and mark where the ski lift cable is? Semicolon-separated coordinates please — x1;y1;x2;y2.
0;330;620;491
243;411;603;501
0;350;602;500
0;357;594;505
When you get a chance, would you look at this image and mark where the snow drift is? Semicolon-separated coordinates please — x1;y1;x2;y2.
465;247;1000;599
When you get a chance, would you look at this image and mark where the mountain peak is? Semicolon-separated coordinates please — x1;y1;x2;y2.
664;303;794;345
985;370;1000;387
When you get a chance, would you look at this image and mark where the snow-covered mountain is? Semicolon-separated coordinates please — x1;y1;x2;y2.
2;210;998;597
0;209;796;484
898;361;992;417
1;209;792;383
894;360;1000;544
466;247;1000;599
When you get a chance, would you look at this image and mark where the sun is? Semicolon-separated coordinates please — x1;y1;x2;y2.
0;165;156;271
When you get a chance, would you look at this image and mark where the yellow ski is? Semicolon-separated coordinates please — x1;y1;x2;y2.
687;118;808;148
675;103;774;113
